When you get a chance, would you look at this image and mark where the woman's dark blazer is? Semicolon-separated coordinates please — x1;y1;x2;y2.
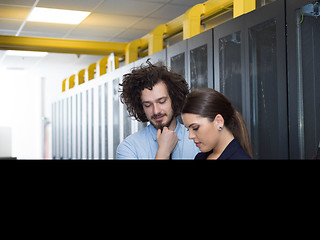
194;138;252;160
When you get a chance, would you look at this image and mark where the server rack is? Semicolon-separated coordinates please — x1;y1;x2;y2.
86;88;93;159
75;93;81;159
52;102;56;159
89;73;109;160
247;0;288;159
81;90;87;159
188;28;214;90
79;92;83;159
167;29;214;91
67;96;72;159
92;84;100;159
90;66;122;159
103;81;108;159
167;40;188;82
71;94;77;159
287;0;320;159
214;14;246;119
59;100;63;159
112;77;120;159
215;0;288;159
63;98;68;159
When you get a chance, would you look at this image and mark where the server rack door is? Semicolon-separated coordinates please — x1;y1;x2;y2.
71;95;77;159
63;98;68;159
188;29;214;90
58;100;62;159
214;15;247;120
112;78;120;159
99;85;103;159
100;83;106;159
76;93;80;159
166;40;188;82
107;80;113;159
82;90;88;159
119;81;124;144
287;0;320;159
103;82;108;159
246;0;288;159
61;99;64;159
79;92;83;159
60;100;64;159
56;101;60;159
88;88;94;159
93;85;100;159
68;96;73;159
52;102;56;159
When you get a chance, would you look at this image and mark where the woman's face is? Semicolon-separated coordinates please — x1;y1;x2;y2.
182;113;222;152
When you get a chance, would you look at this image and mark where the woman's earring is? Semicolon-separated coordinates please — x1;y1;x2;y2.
218;126;223;131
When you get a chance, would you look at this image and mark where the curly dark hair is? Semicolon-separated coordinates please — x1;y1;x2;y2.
119;60;189;122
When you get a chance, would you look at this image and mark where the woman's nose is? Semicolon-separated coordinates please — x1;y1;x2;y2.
188;131;195;140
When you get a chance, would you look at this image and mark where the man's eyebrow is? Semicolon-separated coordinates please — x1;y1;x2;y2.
142;96;167;104
157;96;167;101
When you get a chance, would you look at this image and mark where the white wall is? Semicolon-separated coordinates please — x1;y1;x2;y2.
0;126;12;158
0;54;103;160
0;69;42;159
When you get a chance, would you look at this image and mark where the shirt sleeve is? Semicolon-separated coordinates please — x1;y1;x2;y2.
116;139;138;160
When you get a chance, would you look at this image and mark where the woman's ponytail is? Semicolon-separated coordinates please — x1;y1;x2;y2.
230;109;254;158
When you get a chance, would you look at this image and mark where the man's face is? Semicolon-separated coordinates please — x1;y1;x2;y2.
141;81;175;130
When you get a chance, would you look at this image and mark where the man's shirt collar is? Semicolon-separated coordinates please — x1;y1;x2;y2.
149;118;183;141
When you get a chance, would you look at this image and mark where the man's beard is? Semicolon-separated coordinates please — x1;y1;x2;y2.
150;113;175;131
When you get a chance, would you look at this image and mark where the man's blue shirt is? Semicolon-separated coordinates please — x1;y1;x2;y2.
116;119;200;160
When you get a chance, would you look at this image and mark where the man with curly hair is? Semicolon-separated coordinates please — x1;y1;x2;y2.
117;60;199;160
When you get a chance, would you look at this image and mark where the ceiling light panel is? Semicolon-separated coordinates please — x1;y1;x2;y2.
27;7;90;24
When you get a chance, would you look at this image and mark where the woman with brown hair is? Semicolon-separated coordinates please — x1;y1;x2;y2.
182;88;253;160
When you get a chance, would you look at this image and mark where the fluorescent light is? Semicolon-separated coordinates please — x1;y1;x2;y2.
6;67;25;71
5;50;48;57
27;7;90;24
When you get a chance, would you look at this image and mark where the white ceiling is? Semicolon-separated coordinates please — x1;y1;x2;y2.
0;0;207;79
